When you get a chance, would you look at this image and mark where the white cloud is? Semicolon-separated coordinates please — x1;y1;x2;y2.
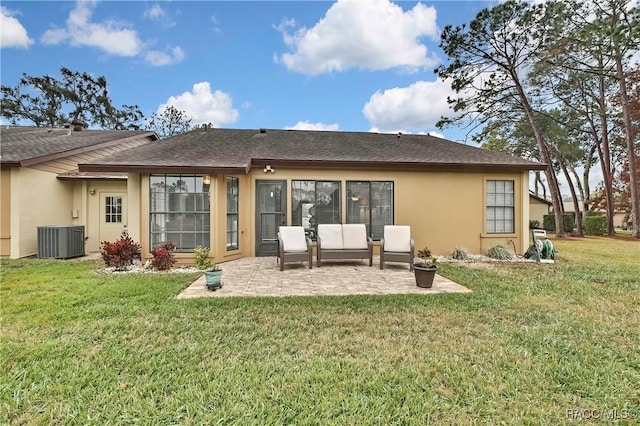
158;82;239;126
41;0;142;56
284;121;339;131
210;14;222;33
276;0;439;75
144;3;176;28
145;46;185;66
1;7;34;49
363;79;454;133
144;4;165;20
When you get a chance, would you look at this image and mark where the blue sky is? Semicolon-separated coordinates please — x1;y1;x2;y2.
1;0;496;143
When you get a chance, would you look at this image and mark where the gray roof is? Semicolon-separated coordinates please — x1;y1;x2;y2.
0;126;158;167
78;127;545;174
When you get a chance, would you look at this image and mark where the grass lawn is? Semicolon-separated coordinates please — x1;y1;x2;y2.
1;237;639;424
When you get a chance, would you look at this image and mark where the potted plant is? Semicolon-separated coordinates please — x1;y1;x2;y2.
412;247;437;288
195;246;222;291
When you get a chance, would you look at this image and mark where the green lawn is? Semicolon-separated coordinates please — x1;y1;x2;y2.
1;237;639;424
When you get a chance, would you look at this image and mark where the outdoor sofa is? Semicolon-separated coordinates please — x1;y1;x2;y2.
316;224;373;267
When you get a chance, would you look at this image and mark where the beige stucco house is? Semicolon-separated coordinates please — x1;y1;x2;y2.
78;127;546;265
0;125;157;258
529;192;552;226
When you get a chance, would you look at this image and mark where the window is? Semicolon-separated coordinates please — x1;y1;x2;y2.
149;174;210;252
105;196;122;223
486;180;514;233
346;181;394;239
226;177;239;250
291;181;341;235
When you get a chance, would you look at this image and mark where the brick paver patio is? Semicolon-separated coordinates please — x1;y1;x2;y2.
177;256;471;299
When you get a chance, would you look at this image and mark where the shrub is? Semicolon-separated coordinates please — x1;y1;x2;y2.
486;243;513;260
413;247;436;268
584;215;607;235
100;232;141;270
450;247;469;260
543;213;575;233
151;241;177;271
529;219;540;229
194;245;212;270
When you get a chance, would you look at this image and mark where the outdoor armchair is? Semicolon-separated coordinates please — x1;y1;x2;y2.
380;225;414;270
277;226;313;271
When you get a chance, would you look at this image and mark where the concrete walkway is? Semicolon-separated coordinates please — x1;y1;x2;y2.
177;256;471;299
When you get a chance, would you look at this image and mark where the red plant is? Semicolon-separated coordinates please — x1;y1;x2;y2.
150;241;177;271
100;232;141;270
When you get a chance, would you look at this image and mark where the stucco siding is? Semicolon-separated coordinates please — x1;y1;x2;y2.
0;169;11;256
529;198;550;225
10;167;74;258
133;168;528;264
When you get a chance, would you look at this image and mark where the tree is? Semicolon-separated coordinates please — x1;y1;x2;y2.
436;0;569;237
145;105;194;139
0;67;143;130
478;111;587;235
536;0;639;237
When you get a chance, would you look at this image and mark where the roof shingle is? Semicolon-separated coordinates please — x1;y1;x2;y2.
0;126;157;166
78;128;545;173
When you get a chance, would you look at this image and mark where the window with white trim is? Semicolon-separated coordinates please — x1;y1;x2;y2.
486;180;514;233
105;196;123;223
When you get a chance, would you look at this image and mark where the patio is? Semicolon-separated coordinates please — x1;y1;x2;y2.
177;256;471;299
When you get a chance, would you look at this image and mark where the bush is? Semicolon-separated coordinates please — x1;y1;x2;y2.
194;245;212;270
413;247;436;268
486;244;513;260
584;215;607;235
529;220;540;229
151;241;177;271
100;232;141;270
543;213;575;233
450;247;469;260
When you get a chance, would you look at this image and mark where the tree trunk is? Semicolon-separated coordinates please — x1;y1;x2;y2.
597;70;616;235
551;146;584;236
614;50;640;238
512;74;565;237
582;144;597;213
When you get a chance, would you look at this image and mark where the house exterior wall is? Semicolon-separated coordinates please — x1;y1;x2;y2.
0;169;11;256
77;180;128;252
9;167;74;258
135;168;529;265
2;135;155;258
529;197;550;226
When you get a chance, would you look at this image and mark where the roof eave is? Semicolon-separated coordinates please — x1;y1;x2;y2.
250;159;547;172
78;163;250;175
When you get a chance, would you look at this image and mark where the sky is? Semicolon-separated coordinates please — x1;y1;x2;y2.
0;0;498;144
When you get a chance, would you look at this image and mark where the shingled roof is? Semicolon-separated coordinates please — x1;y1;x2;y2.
0;126;158;167
78;127;545;174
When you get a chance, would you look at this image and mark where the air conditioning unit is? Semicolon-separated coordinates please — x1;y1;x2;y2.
37;225;85;259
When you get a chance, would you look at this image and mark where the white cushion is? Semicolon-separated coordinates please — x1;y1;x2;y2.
341;224;368;249
279;226;308;252
317;224;344;249
383;225;411;252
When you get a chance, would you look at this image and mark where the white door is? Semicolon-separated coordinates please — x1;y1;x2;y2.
99;192;128;243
